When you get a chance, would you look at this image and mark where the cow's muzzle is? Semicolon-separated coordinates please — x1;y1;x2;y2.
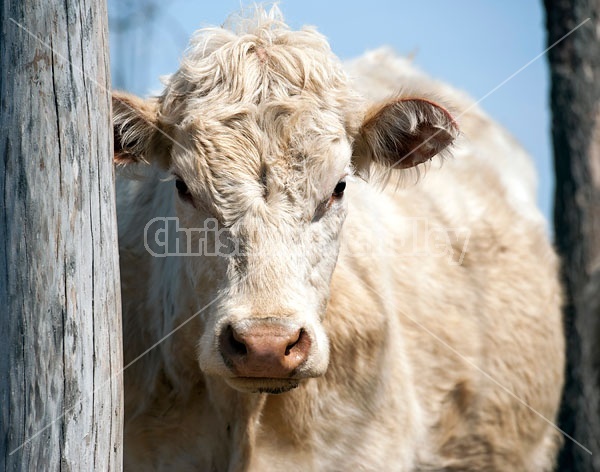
219;319;311;379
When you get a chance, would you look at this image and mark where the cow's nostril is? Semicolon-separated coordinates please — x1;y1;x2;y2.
285;329;304;356
230;336;247;356
223;325;247;356
229;326;248;356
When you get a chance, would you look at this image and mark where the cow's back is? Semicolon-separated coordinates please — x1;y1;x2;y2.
329;49;565;470
345;48;540;223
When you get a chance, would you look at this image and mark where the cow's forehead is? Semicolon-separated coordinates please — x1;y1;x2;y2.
169;98;352;225
158;14;361;224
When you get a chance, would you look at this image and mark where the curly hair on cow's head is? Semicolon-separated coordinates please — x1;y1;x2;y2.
158;5;361;132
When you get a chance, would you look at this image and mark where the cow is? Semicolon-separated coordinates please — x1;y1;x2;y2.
112;7;565;471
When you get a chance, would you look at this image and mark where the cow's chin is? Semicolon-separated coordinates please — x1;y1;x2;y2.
224;377;301;394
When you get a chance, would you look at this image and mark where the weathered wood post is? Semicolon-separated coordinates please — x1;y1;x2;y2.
0;0;123;469
544;0;600;469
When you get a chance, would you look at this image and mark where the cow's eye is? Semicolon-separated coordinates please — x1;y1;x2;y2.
313;179;347;222
332;180;346;198
175;178;192;203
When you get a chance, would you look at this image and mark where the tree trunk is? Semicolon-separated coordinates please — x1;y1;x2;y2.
0;0;123;470
544;0;600;470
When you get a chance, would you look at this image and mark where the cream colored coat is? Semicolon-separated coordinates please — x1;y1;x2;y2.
115;9;564;471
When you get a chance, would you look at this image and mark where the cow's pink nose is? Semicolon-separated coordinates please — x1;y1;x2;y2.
219;322;311;378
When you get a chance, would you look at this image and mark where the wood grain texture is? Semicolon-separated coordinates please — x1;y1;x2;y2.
0;0;123;470
544;0;600;469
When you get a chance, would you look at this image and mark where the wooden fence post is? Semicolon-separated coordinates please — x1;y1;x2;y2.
0;0;123;469
544;0;600;469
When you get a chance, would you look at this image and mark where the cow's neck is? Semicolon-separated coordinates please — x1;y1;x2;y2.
204;375;268;471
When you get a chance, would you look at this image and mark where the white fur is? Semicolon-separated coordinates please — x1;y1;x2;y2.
114;7;564;471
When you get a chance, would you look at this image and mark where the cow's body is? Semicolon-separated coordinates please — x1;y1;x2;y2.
115;11;564;471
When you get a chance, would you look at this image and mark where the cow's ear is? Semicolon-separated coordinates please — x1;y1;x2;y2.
353;98;459;176
112;91;171;168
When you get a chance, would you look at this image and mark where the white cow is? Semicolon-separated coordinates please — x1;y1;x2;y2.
113;8;564;471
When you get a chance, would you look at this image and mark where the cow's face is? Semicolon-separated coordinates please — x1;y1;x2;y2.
168;99;353;394
113;20;458;394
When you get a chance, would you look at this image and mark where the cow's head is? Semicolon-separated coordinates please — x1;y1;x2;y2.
113;10;458;394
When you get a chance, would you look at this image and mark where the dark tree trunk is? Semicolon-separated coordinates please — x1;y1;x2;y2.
0;0;123;470
544;0;600;470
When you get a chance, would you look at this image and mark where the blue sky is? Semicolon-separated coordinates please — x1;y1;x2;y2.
109;1;553;224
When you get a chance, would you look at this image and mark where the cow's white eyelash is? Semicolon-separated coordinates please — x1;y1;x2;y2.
161;174;177;182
